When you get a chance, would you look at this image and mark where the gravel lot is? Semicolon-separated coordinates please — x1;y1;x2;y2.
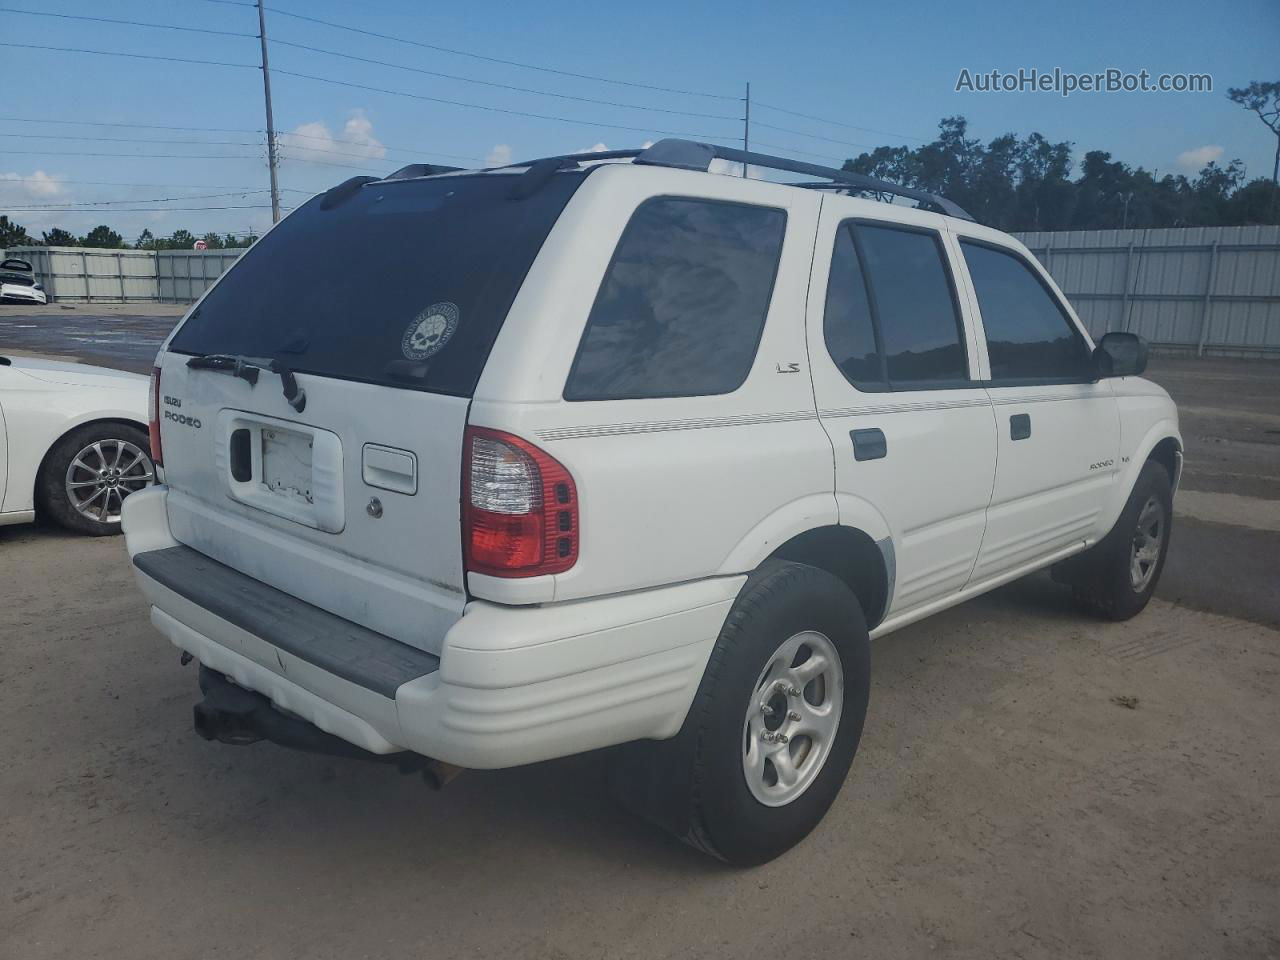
2;305;1278;959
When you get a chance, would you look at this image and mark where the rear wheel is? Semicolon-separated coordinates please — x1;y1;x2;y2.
37;422;154;535
1067;460;1173;620
612;561;871;866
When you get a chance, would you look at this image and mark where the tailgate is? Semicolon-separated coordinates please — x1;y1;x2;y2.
156;353;466;655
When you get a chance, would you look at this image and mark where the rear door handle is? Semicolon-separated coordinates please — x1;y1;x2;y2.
362;443;418;495
1010;413;1031;440
850;428;887;461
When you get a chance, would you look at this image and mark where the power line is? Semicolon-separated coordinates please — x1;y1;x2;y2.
3;42;734;140
752;121;875;150
0;132;263;147
752;100;929;144
273;69;736;140
6;204;280;211
277;131;478;163
0;115;261;135
2;175;310;191
0;41;257;69
5;149;268;160
0;116;476;162
264;4;736;101
751;140;847;164
269;38;739;121
12;190;273;208
0;6;256;38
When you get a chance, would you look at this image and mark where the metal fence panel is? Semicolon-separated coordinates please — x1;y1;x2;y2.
1;245;246;304
155;249;244;302
1015;225;1280;356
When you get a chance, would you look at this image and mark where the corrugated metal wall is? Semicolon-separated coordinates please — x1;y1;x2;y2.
155;250;245;302
1014;225;1280;356
1;246;245;304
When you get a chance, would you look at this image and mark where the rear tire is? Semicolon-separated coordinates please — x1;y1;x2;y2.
37;422;154;536
1066;461;1173;621
611;561;871;866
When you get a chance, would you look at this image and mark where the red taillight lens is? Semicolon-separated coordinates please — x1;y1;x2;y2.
147;365;163;467
463;426;578;578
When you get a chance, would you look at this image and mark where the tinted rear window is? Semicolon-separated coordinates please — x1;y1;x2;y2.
564;197;786;401
169;172;585;396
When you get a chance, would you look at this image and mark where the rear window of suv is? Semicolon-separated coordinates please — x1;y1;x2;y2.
169;172;586;397
564;197;786;401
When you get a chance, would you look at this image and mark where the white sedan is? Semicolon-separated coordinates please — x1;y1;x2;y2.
0;258;49;305
0;355;154;535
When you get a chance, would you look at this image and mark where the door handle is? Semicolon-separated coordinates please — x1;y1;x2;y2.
1010;413;1031;441
851;428;887;461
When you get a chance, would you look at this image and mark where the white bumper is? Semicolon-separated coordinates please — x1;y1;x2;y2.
122;486;738;768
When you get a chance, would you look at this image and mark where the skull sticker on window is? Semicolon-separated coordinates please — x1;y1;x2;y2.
401;302;460;360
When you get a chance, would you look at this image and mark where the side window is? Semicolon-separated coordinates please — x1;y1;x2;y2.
823;226;882;388
960;240;1093;382
564;198;786;401
821;220;968;391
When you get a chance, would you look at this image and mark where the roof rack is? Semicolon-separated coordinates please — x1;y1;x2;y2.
512;139;973;221
378;139;975;221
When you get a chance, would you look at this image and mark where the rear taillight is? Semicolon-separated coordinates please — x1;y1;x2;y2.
147;365;163;467
463;426;578;578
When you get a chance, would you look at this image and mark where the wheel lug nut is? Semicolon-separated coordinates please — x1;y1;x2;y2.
788;711;801;722
787;685;801;697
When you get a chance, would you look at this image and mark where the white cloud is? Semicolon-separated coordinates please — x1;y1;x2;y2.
572;142;610;155
1176;145;1224;171
0;170;68;200
485;143;513;167
278;108;386;164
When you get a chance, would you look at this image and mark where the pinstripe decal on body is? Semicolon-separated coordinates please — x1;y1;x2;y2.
538;390;1097;441
819;396;991;418
536;409;819;442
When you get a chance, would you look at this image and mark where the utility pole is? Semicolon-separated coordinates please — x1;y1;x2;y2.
742;81;750;178
256;0;281;223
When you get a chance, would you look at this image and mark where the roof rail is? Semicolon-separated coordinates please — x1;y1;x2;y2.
634;139;974;221
382;162;464;180
378;140;974;221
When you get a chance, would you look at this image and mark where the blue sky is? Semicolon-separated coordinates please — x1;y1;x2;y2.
2;0;1277;241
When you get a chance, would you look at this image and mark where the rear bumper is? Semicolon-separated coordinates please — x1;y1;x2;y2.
122;486;739;769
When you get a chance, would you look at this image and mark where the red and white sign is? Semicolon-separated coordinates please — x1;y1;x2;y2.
193;239;208;251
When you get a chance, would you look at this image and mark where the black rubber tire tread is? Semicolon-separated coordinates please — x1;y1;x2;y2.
1070;460;1173;621
36;421;150;536
615;560;871;866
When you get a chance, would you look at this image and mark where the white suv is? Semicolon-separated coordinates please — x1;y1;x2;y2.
122;140;1181;865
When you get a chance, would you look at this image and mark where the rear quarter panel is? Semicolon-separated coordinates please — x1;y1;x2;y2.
470;166;835;603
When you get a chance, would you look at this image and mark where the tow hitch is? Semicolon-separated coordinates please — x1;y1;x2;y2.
192;665;463;788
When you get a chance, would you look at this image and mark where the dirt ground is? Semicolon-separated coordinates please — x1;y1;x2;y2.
2;309;1278;958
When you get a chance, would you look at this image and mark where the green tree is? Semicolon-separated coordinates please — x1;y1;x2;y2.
200;232;225;249
134;228;157;250
0;215;31;247
1227;81;1280;186
162;229;196;251
40;228;79;247
82;225;124;248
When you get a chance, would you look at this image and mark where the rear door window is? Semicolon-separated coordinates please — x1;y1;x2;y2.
564;197;786;401
169;172;585;397
959;239;1093;382
822;220;969;391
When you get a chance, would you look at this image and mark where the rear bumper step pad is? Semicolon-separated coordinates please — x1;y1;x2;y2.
133;545;439;698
